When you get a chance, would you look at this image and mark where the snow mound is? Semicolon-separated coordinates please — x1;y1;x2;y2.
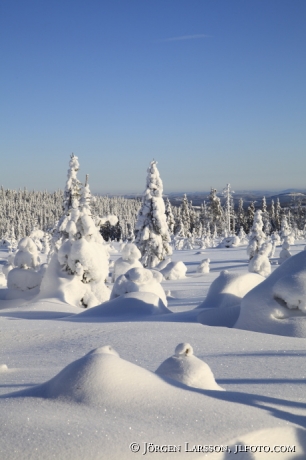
156;343;224;391
197;270;264;309
235;250;306;337
111;266;167;306
76;291;172;318
161;261;187;280
21;346;175;406
0;364;8;372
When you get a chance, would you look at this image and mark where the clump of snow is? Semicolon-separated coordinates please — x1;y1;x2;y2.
77;291;172;317
161;261;187;280
197;270;264;309
14;237;40;269
279;239;292;264
218;236;240;248
0;364;8;372
155;343;224;391
112;243;142;281
196;258;210;274
248;241;272;277
273;273;306;312
111;266;167;306
235;250;306;337
7;264;46;292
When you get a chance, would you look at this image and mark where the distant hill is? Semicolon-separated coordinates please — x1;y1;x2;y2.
162;189;306;209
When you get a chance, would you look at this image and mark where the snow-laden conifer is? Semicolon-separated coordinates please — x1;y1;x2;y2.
135;161;172;268
247;210;266;261
41;158;110;308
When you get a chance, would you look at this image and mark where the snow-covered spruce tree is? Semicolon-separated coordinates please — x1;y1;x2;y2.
208;188;223;234
165;198;175;235
41;158;110;308
222;184;235;236
180;194;191;236
247;210;266;261
134;161;172;268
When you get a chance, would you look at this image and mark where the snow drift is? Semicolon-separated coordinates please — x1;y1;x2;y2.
235;250;306;337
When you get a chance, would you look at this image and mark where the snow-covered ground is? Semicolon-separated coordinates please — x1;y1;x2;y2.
0;243;306;459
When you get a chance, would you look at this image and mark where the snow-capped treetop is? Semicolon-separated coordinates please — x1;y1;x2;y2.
63;153;82;213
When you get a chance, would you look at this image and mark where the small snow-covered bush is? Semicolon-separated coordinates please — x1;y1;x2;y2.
279;239;292;265
14;237;40;269
161;261;187;280
248;241;272;277
155;343;224;391
111;266;167;306
196;258;210;274
218;236;240;248
112;243;142;281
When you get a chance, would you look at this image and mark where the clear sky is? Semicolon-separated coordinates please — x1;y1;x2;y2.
1;0;305;194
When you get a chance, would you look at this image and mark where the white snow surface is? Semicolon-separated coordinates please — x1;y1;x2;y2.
0;242;306;459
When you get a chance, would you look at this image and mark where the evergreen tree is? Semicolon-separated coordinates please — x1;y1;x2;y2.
135;161;172;267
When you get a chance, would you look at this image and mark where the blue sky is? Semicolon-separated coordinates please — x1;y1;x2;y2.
1;0;305;194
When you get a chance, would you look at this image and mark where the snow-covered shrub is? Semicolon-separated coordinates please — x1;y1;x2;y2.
155;343;224;391
14;237;40;269
111;266;167;306
218;236;240;248
279;239;292;265
248;241;272;277
112;243;142;281
160;261;187;280
196;258;210;274
135;161;172;268
238;227;248;245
